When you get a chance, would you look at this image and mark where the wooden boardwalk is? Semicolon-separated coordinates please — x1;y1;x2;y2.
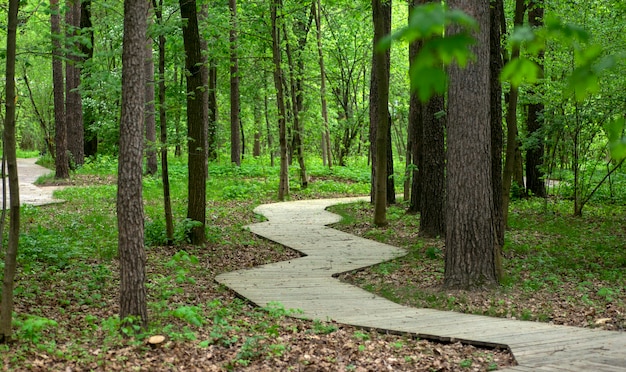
215;198;626;371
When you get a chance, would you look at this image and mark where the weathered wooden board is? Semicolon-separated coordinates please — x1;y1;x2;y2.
214;197;626;372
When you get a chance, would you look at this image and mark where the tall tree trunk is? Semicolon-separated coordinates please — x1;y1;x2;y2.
81;0;97;157
502;0;526;225
51;0;70;179
271;0;289;200
145;9;158;176
180;0;208;244
283;10;311;189
65;0;85;167
444;0;498;289
0;0;20;343
420;94;446;237
153;0;174;243
490;0;505;280
229;0;241;166
312;0;332;168
525;0;546;198
371;0;392;226
118;0;148;329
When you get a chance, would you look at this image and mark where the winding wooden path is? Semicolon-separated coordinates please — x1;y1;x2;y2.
215;197;626;371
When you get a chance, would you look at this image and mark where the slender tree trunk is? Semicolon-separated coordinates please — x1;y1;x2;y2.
283;11;311;189
502;0;526;225
371;0;392;226
229;0;241;166
180;0;208;244
525;0;546;198
207;59;218;161
153;0;174;243
65;0;84;167
490;0;505;280
51;0;69;178
0;0;20;343
145;8;158;176
118;0;148;329
271;0;289;200
445;0;498;289
313;0;332;168
81;0;97;157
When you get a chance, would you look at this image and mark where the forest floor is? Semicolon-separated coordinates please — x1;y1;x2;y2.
3;173;515;371
4;168;624;371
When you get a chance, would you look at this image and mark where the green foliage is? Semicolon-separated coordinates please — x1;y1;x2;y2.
14;315;58;343
172;306;205;327
382;3;477;101
605;118;626;160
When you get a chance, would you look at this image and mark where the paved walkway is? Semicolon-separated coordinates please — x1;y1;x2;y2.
216;198;626;371
0;158;63;206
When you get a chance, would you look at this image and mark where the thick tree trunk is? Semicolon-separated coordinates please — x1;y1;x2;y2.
445;0;498;289
229;0;241;166
525;0;546;198
0;0;21;343
118;0;148;329
271;0;289;200
371;0;392;226
65;0;85;167
420;94;446;238
145;12;158;176
81;0;97;157
51;0;69;179
180;0;208;244
490;0;505;280
153;0;174;243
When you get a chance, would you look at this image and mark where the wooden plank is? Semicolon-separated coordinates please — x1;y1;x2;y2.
220;197;626;372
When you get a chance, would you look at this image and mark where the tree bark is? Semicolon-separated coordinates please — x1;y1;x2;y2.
420;94;446;238
118;0;148;329
51;0;70;179
153;0;174;243
180;0;208;244
271;0;289;200
490;0;505;280
65;0;85;167
444;0;498;289
525;0;546;198
145;8;158;176
0;0;21;343
371;0;392;226
229;0;241;166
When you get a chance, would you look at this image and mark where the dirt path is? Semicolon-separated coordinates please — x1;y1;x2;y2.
0;158;64;206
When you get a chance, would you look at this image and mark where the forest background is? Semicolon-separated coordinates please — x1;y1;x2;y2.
0;0;625;370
